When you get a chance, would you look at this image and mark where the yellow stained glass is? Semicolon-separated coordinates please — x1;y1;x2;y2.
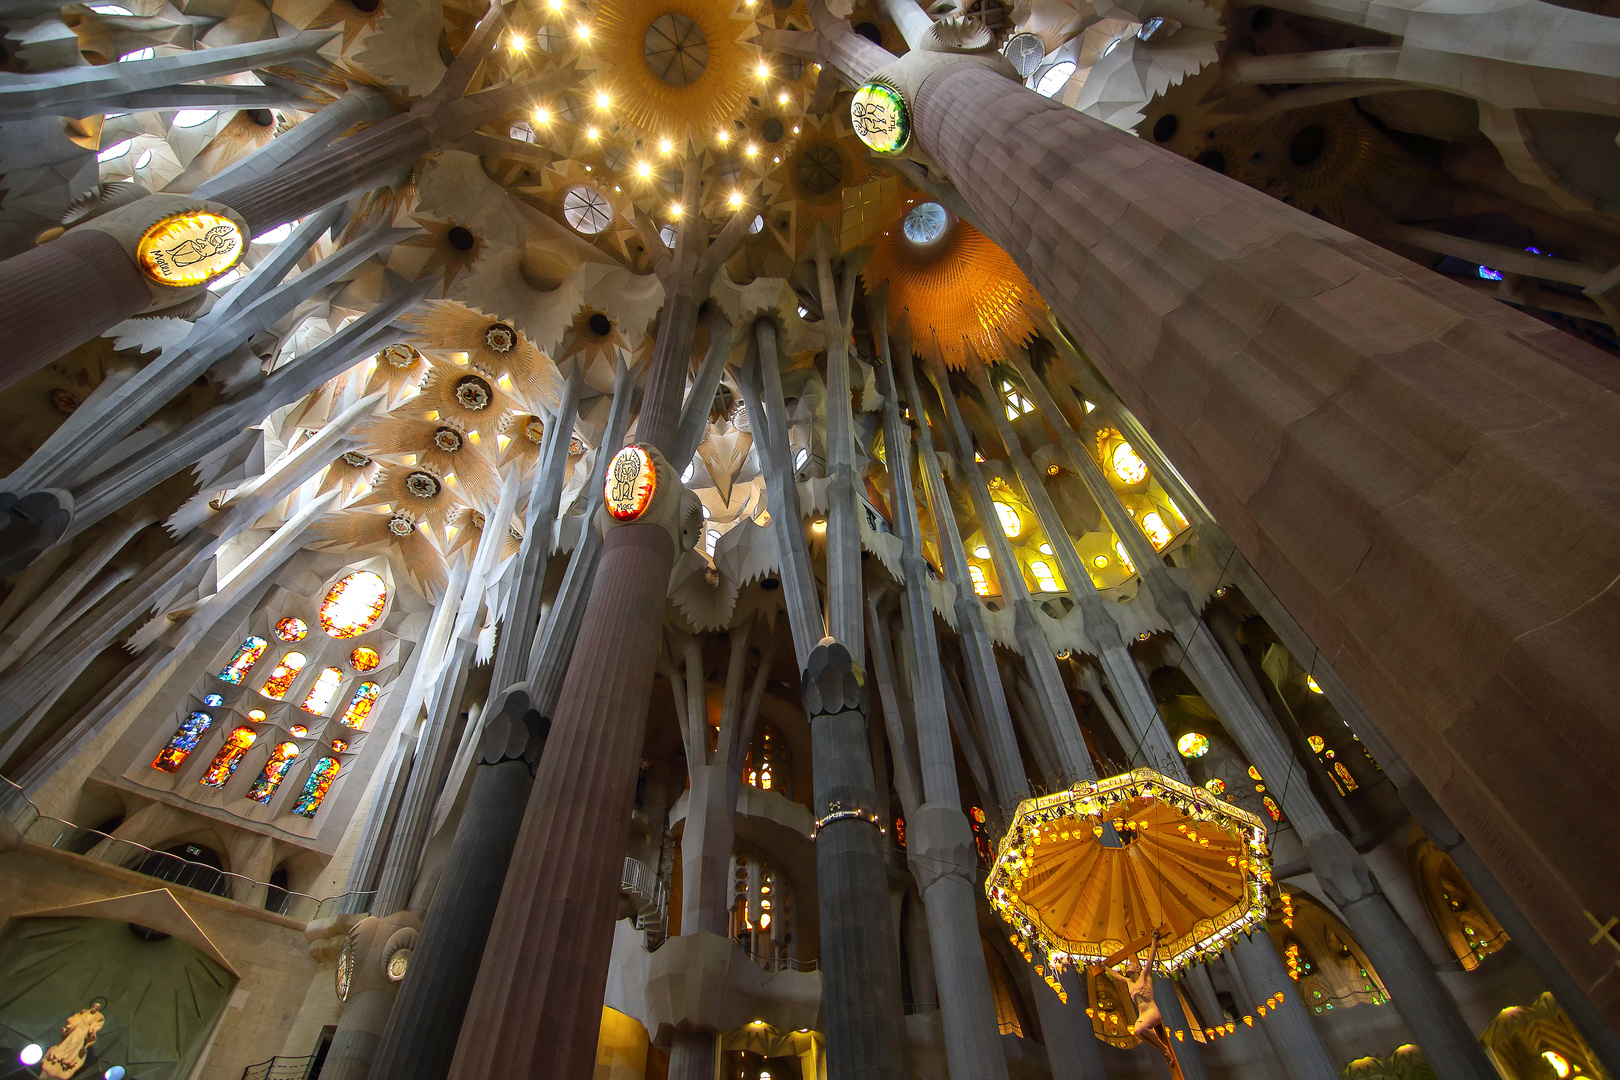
350;647;381;672
969;564;992;596
993;501;1021;538
1111;441;1148;484
1029;559;1061;592
1142;511;1173;550
1177;732;1210;758
259;651;306;699
200;726;257;787
275;616;308;642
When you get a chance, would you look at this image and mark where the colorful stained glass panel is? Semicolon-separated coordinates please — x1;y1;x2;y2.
320;571;388;639
248;741;301;803
152;711;213;772
338;681;380;729
349;647;380;672
275;616;308;641
216;636;267;684
293;757;340;817
259;651;306;699
301;667;343;715
200;726;257;787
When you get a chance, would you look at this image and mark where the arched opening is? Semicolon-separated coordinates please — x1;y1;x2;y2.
130;842;228;897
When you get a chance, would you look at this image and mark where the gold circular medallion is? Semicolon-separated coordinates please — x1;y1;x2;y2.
604;445;658;521
386;947;411;982
335;937;354;1001
135;211;244;287
851;81;911;155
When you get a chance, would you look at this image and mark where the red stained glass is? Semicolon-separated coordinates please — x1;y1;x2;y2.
152;711;213;772
275;616;308;642
248;742;301;803
259;651;306;699
200;726;257;787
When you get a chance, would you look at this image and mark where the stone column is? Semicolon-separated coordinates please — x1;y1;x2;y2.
882;36;1620;1017
802;641;910;1080
364;696;545;1080
816;241;866;652
1229;934;1337;1080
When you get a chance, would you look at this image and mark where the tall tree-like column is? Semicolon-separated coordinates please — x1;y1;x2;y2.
447;167;751;1079
819;12;1620;1017
741;311;910;1080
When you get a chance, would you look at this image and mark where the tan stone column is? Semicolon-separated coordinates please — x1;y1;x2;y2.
895;54;1620;1023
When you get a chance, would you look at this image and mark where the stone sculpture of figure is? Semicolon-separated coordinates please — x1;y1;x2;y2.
165;225;236;267
40;1000;105;1079
1125;931;1185;1080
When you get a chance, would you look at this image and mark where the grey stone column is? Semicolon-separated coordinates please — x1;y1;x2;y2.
1028;968;1113;1080
365;695;546;1080
802;640;910;1080
1229;934;1337;1080
340;732;417;911
816;242;866;653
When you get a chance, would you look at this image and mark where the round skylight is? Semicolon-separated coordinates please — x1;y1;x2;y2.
562;185;612;235
903;202;948;245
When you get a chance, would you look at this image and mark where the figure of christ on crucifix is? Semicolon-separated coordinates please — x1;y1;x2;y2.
1123;929;1186;1080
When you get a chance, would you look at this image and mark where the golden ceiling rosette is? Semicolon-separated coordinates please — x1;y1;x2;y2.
356;413;501;509
586;0;761;142
401;300;561;410
414;356;523;437
861;204;1045;370
987;768;1274;983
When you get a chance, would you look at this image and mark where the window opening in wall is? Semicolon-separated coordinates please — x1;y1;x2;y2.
259;651;306;699
152;711;214;772
200;726;257;787
216;636;267;684
293;757;340;817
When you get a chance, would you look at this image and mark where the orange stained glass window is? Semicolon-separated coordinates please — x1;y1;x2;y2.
216;636;267;684
200;726;257;787
338;681;380;729
152;711;213;772
248;742;300;803
1263;795;1283;822
293;757;340;817
349;647;381;672
259;651;306;699
301;667;343;715
320;571;388;639
275;616;308;641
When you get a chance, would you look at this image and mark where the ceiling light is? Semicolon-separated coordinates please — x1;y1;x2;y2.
548;0;562;8
717;129;730;144
756;61;769;78
575;22;590;40
670;204;682;218
635;161;650;177
777;91;789;105
744;142;757;157
595;90;610;108
509;33;526;51
586;126;599;139
534;107;550;124
658;137;672;154
728;190;743;208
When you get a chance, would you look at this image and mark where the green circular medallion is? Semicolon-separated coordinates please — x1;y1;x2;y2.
851;80;910;155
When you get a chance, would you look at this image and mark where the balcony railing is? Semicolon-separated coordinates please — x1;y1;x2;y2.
240;1054;317;1080
2;774;371;922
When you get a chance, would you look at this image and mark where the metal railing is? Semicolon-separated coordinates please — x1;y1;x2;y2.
2;774;372;922
743;946;819;973
620;856;667;944
240;1053;317;1080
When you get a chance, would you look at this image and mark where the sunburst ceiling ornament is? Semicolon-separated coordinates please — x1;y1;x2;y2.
357;414;501;508
587;0;760;140
402;217;485;292
414;357;522;436
364;342;428;401
861;204;1046;369
987;768;1274;977
401;301;561;409
309;509;448;598
354;463;461;529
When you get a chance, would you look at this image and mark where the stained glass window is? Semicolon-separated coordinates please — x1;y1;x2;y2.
248;742;301;803
1141;511;1173;550
1333;761;1359;793
338;681;380;729
1029;559;1061;592
153;711;213;771
1307;735;1326;753
349;647;380;672
248;709;266;723
200;726;257;787
289;724;308;737
1177;732;1210;758
1263;795;1283;822
301;667;343;715
1111;441;1148;484
1114;541;1135;574
259;651;306;699
993;501;1021;539
293;757;340;817
216;636;267;684
969;564;991;596
275;616;308;642
202;693;224;707
1204;777;1227;795
320;571;388;638
331;738;348;753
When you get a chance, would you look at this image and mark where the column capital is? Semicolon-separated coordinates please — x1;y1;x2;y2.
906;802;979;892
477;685;548;770
802;638;867;719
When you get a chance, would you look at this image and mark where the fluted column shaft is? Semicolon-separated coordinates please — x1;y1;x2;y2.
902;51;1620;1025
802;642;910;1080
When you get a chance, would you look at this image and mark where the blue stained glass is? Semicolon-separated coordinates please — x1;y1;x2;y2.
202;693;224;707
153;711;213;772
